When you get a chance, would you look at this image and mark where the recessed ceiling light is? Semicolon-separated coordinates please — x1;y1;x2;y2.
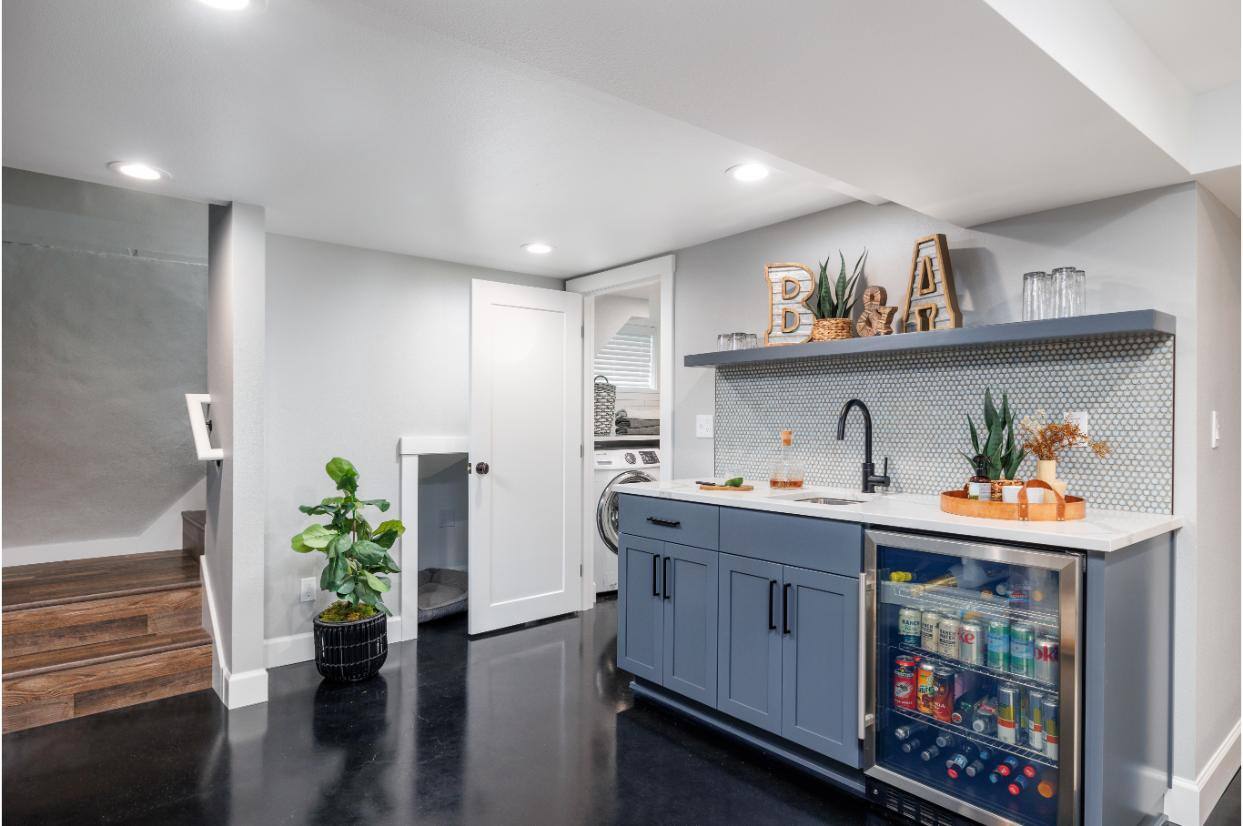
198;0;251;9
726;163;769;182
107;161;169;182
523;242;553;255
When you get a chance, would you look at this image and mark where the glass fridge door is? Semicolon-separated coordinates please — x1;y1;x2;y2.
864;531;1082;826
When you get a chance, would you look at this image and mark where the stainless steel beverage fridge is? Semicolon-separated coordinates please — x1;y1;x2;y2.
863;530;1082;826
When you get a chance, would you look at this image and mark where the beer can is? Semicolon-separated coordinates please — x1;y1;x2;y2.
1026;689;1045;751
986;620;1010;671
1034;635;1059;685
1010;622;1035;677
964;759;986;778
996;683;1020;745
916;662;937;715
931;666;956;722
898;607;922;647
1042;696;1060;760
938;618;961;659
920;611;941;652
934;731;956;749
893;656;918;710
958;621;984;665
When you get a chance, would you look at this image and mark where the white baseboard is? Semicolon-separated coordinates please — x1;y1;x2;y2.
265;615;405;668
1166;719;1241;825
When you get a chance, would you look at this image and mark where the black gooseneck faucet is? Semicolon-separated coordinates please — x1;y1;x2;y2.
836;398;891;493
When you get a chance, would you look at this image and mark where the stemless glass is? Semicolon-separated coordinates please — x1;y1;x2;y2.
1051;267;1084;318
717;333;731;351
1023;271;1050;321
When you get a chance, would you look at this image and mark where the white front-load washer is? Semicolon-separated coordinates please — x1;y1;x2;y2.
592;446;659;592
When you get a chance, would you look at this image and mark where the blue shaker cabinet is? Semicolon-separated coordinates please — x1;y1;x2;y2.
617;534;663;683
717;553;784;733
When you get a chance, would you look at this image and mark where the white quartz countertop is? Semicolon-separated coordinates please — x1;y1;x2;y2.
619;480;1181;553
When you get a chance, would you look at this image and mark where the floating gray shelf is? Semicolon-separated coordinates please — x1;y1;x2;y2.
684;309;1175;368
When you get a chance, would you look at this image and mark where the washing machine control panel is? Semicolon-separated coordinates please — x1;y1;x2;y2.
594;447;661;470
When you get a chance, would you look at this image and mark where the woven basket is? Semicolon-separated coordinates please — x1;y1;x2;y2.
811;318;853;341
313;612;387;682
593;375;616;437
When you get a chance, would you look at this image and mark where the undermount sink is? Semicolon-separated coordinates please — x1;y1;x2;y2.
792;496;864;506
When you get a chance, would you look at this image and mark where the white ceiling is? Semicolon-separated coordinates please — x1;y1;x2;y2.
1;0;853;277
1110;0;1240;93
2;0;1218;277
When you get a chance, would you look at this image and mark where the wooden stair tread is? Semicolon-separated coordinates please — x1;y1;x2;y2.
3;628;211;680
3;549;200;612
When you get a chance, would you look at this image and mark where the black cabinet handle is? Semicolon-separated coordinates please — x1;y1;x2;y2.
662;557;671;600
652;555;659;597
782;584;792;635
647;517;681;528
768;580;778;630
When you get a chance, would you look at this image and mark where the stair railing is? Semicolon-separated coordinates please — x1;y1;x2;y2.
185;393;224;462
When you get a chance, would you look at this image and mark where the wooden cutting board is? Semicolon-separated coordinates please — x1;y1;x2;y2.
697;483;755;491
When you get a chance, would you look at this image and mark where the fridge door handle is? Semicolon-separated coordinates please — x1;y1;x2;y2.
858;572;869;741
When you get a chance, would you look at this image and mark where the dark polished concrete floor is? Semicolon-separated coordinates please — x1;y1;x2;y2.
7;600;1240;825
5;599;874;825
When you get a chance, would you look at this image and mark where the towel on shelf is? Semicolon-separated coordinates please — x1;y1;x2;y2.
615;417;659;429
615;424;660;435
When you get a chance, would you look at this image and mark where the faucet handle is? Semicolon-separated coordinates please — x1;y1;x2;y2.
873;457;891;488
881;457;889;478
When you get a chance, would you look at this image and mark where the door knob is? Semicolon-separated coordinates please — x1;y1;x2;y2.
475;462;490;475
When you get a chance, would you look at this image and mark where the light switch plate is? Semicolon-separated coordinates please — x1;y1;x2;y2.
300;577;316;603
696;414;714;438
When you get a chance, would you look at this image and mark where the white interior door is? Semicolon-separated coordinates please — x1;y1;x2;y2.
469;280;583;635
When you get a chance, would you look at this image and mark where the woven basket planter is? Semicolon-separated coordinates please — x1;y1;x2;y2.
811;318;853;341
313;612;387;682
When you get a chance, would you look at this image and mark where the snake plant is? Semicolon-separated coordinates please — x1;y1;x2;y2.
962;389;1026;480
812;249;868;319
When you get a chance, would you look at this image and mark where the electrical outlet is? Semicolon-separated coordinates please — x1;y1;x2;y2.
300;577;316;603
696;414;714;438
1065;411;1088;436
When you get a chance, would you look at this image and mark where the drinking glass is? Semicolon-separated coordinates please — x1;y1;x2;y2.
717;333;731;351
1051;267;1086;318
1023;271;1052;321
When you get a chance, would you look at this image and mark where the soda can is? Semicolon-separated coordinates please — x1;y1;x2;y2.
893;656;918;710
1010;623;1035;677
996;683;1020;745
934;731;956;749
921;611;941;652
1034;635;1059;685
1042;696;1060;760
986;620;1010;671
1026;689;1045;751
937;618;961;659
965;759;986;778
900;737;923;754
898;607;922;647
958;621;984;665
1007;774;1030;796
931;666;956;722
916;662;937;715
972;706;998;737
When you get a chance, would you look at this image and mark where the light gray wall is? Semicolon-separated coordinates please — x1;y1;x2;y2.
1192;186;1241;773
206;202;268;702
263;234;561;644
2;167;207;555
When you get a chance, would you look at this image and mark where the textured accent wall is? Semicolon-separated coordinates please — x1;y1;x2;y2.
714;333;1174;513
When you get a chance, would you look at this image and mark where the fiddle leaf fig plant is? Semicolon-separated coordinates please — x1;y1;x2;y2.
291;457;404;618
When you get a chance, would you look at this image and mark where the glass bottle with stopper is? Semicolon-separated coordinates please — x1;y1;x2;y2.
770;429;805;490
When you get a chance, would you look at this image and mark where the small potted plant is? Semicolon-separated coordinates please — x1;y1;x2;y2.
1018;411;1111;496
962;389;1026;501
292;457;404;682
810;249;867;340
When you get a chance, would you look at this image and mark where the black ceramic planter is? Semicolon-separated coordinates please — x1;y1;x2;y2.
313;612;387;682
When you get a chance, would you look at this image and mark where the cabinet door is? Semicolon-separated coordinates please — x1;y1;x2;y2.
717;553;783;733
617;534;664;682
780;565;860;767
661;542;718;706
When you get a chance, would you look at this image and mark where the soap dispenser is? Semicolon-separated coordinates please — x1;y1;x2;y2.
769;429;805;490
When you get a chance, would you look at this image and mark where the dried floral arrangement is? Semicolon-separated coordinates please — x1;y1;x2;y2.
1018;411;1112;462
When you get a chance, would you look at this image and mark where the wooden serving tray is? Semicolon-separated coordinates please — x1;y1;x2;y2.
940;480;1085;521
